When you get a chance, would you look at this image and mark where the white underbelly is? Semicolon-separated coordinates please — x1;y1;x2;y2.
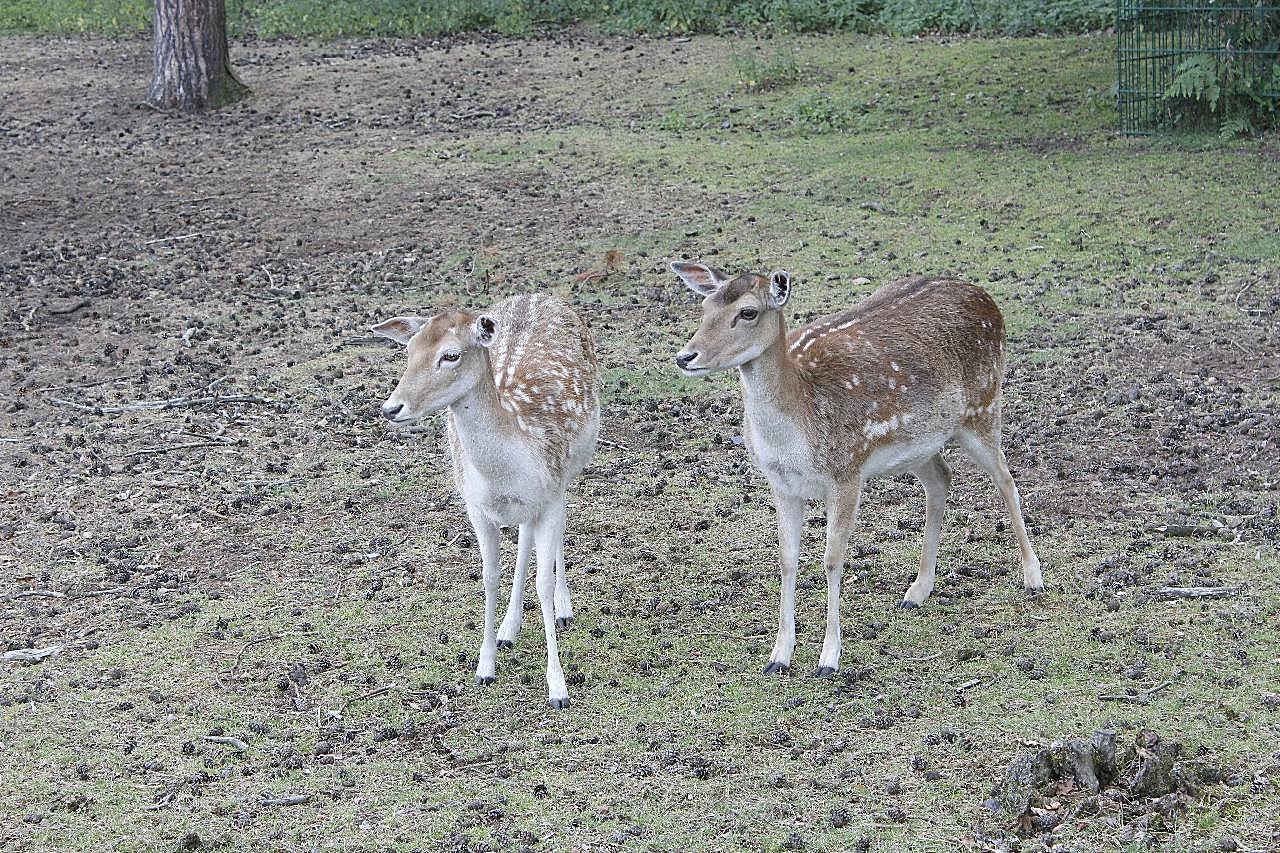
862;433;949;478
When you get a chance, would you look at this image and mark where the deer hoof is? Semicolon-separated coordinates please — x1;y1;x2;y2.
762;661;789;676
1025;585;1045;597
476;675;496;686
548;697;570;710
897;600;921;610
813;666;837;678
496;639;514;650
555;617;574;630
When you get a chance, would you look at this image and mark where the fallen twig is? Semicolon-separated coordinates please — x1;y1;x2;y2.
2;645;62;663
259;793;311;807
144;232;202;245
201;735;248;752
121;441;232;458
3;589;66;601
903;651;943;663
48;299;91;316
71;585;130;598
231;631;311;675
144;784;182;810
337;335;397;349
1152;586;1243;601
1234;278;1265;315
339;683;397;714
1099;679;1173;706
1154;523;1219;537
49;393;272;415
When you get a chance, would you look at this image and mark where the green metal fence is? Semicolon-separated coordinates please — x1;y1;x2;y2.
1117;2;1280;134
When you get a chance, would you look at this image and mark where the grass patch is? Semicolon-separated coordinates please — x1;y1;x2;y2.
732;40;803;92
789;89;869;131
0;0;1117;37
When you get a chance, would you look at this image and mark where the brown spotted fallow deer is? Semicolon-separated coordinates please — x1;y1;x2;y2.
671;263;1043;677
373;293;599;709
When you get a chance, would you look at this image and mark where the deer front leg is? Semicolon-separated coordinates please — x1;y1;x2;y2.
534;505;570;709
816;483;861;677
497;523;532;649
765;492;805;675
467;507;502;686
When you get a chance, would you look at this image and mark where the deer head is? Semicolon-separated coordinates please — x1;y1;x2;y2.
671;262;792;375
372;310;497;422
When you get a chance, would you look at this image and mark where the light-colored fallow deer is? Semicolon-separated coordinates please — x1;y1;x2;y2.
671;263;1043;677
373;293;599;709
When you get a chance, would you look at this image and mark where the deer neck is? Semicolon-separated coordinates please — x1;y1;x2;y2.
446;358;517;458
737;316;805;423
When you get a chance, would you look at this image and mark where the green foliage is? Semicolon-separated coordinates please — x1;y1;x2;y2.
0;0;150;34
789;89;867;131
595;0;868;35
732;40;802;92
250;0;589;39
0;0;1115;38
657;108;693;131
877;0;1112;35
1162;53;1280;137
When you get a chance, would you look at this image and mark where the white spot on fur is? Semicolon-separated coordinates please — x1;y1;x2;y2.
862;416;899;440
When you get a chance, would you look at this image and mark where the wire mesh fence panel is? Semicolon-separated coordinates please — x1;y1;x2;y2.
1117;2;1280;134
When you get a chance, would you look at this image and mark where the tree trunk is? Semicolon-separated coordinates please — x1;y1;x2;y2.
147;0;247;111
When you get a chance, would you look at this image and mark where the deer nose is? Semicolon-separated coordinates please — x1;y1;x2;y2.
381;401;404;420
675;351;698;370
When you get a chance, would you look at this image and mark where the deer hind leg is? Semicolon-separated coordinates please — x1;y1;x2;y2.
955;425;1043;594
553;531;573;630
900;454;951;609
467;507;502;686
765;492;804;675
534;505;570;709
497;523;533;649
816;483;862;677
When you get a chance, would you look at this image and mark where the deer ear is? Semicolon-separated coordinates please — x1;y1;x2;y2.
472;314;498;348
371;316;429;345
768;270;792;308
670;261;729;297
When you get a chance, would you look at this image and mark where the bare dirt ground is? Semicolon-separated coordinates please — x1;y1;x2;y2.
1;32;1279;853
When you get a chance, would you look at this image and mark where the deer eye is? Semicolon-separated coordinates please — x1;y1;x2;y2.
439;351;461;363
738;307;759;321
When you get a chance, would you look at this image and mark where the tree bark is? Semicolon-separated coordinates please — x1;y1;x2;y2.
147;0;247;112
